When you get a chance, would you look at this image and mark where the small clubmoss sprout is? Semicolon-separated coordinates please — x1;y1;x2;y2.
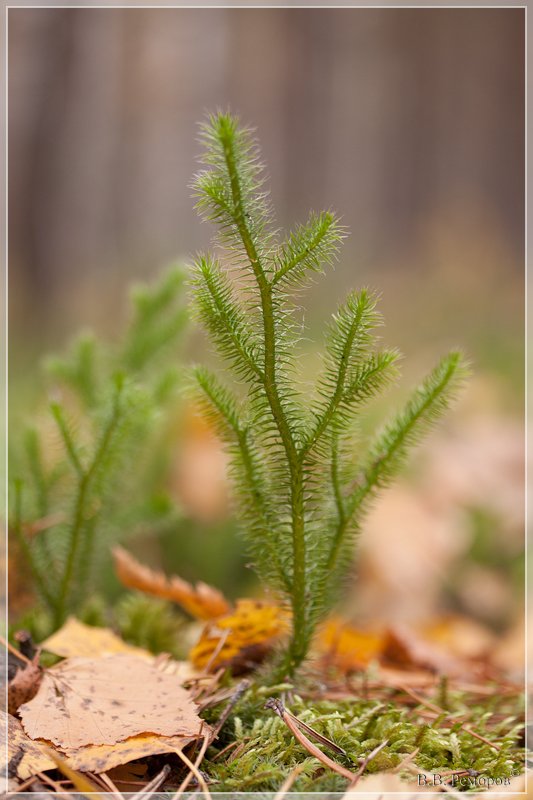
10;266;188;629
190;111;469;680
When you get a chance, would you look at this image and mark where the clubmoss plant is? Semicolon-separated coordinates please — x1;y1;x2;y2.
10;267;187;629
190;112;469;680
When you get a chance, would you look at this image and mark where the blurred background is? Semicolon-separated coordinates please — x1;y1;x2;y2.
8;7;525;664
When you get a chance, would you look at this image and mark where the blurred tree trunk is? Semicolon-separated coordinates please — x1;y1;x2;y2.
8;7;524;336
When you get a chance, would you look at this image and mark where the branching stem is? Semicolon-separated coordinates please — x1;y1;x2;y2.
54;380;123;627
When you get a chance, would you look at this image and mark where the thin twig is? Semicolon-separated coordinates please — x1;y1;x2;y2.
197;685;235;713
173;733;211;798
196;628;231;684
36;771;78;799
460;725;501;751
212;678;251;737
0;633;32;665
226;742;246;764
210;737;251;762
283;709;349;757
96;771;122;797
391;746;420;774
347;738;390;787
195;667;225;703
396;682;501;751
172;746;211;800
128;764;171;800
394;682;447;715
11;774;40;792
273;764;304;800
265;697;356;781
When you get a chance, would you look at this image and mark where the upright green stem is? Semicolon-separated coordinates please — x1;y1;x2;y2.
11;480;56;610
54;383;123;627
222;132;308;676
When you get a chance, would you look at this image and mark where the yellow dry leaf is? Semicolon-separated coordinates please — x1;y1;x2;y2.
40;616;153;660
2;710;56;780
190;599;290;672
19;654;204;749
316;617;384;670
112;545;232;620
59;730;207;773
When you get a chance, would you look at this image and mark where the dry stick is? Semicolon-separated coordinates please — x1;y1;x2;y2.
347;738;390;788
397;683;502;752
173;732;212;799
0;633;32;665
265;698;356;782
210;737;252;762
96;771;122;797
459;725;501;751
284;710;350;758
391;746;420;774
128;764;171;800
395;683;447;716
197;686;236;713
11;774;40;792
172;746;211;800
273;764;304;800
196;667;225;703
197;629;231;681
191;720;206;762
36;770;78;799
212;678;251;737
226;742;246;764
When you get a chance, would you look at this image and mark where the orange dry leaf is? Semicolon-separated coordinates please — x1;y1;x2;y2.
41;616;153;660
2;710;56;780
112;545;232;620
58;731;207;773
19;654;205;749
190;599;290;672
316;617;384;671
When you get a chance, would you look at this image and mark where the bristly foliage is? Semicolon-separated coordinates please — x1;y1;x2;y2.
10;266;187;629
190;112;469;679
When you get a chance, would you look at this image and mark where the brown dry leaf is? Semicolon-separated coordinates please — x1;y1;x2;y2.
19;653;204;749
380;624;459;673
190;599;290;672
316;617;384;671
40;616;153;660
59;730;208;773
2;710;56;780
8;653;43;715
112;545;232;620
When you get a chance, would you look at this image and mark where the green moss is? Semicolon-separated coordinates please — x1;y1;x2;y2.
200;680;526;792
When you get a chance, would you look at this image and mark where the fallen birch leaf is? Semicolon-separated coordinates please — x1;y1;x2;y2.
58;730;208;773
190;599;289;672
40;616;153;660
2;710;56;780
112;545;232;620
19;654;204;748
8;653;43;715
